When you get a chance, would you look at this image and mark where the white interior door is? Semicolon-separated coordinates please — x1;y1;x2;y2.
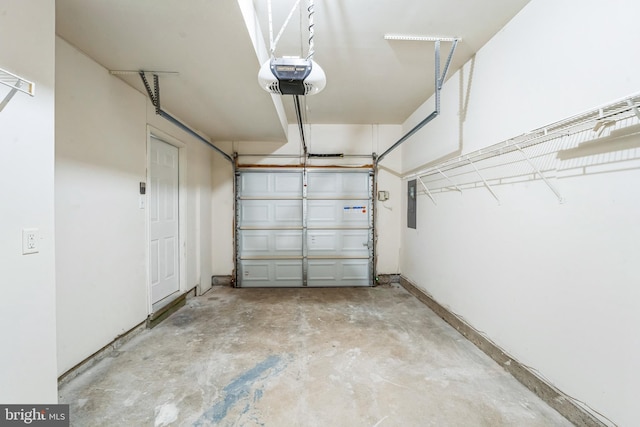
149;137;180;303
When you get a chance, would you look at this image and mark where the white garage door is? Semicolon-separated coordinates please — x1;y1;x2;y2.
236;168;374;287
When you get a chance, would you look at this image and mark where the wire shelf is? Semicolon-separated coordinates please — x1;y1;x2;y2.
404;93;640;203
0;67;35;112
0;67;35;96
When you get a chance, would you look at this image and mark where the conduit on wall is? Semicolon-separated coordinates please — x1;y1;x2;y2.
136;71;234;163
404;92;640;205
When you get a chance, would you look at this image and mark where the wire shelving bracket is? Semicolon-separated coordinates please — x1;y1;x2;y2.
0;67;35;112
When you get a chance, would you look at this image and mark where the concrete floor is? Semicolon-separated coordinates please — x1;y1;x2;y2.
59;284;572;426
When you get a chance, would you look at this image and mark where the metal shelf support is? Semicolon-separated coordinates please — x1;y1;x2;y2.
467;158;500;204
0;68;35;112
628;99;640;121
515;144;565;203
437;167;463;192
417;177;437;206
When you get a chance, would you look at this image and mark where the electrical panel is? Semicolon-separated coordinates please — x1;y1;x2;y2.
407;180;416;229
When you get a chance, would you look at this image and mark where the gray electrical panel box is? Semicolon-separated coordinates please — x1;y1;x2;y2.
407;179;416;229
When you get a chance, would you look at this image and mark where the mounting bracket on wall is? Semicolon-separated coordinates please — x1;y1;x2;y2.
0;67;35;113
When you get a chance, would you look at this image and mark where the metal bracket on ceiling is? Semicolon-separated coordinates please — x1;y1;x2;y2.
139;71;162;115
109;69;178;115
134;70;234;163
375;37;460;166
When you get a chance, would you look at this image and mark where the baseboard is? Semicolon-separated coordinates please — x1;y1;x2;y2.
211;275;234;287
399;276;607;427
58;321;146;387
375;274;401;285
147;289;193;329
59;289;194;387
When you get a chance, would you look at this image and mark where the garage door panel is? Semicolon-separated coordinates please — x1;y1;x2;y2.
241;233;270;252
341;173;370;196
239;171;302;198
342;261;370;280
240;202;270;225
275;232;303;252
240;260;303;287
307;230;369;257
307;231;336;251
307;199;370;228
241;262;271;282
274;173;303;195
239;230;303;257
342;231;370;251
307;171;370;199
240;173;269;195
274;203;303;223
307;259;370;287
240;200;303;227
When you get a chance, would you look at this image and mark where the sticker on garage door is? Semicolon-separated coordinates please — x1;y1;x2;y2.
343;206;367;214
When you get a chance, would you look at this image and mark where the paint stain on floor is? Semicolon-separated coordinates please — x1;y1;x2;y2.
193;355;287;426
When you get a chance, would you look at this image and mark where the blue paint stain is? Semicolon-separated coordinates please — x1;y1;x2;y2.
193;355;284;426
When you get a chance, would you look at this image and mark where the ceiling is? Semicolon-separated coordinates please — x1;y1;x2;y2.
56;0;531;143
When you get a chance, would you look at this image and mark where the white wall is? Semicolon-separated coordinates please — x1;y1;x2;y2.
400;1;640;425
231;123;403;275
0;1;58;403
211;141;235;276
55;37;216;375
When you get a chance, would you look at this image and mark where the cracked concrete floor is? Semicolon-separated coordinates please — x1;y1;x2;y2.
59;284;572;426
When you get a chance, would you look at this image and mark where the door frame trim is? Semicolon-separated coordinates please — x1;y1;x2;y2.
146;125;187;314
